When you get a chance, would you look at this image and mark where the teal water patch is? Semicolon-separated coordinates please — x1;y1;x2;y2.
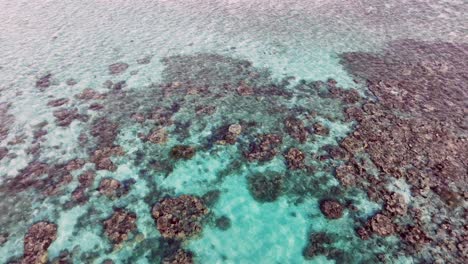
189;175;314;263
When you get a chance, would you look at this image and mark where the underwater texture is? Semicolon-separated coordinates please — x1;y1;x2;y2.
0;0;467;263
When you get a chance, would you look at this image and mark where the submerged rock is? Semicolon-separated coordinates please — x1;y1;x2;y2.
0;147;8;160
90;118;120;148
36;74;52;89
146;128;168;144
152;195;208;240
319;199;344;219
162;249;193;264
53;108;88;127
97;177;133;199
284;116;308;143
65;78;77;86
90;146;124;171
401;226;430;247
284;148;306;170
369;213;395;237
75;88;106;100
247;172;283;202
383;192;407;217
98;178;121;199
0;233;8;246
236;83;254;96
47;98;69;107
312;122;329;136
170;145;196;160
212;124;242;145
103;209;137;245
215;216;231;231
302;232;334;260
245;134;282;162
109;62;129;75
23;221;58;264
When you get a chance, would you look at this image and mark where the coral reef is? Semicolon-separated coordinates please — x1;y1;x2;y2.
152;195;208;240
22;221;57;264
103;209;137;245
247;172;284;202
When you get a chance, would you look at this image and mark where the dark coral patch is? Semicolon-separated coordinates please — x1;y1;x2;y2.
103;209;137;245
247;172;283;203
284;148;306;170
23;221;57;264
215;216;231;231
319;199;344;219
152;195;208;240
284;116;308;143
36;74;52;89
109;62;129;75
245;134;282;162
170;145;196;160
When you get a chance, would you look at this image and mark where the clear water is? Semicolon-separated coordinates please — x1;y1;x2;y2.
0;1;466;263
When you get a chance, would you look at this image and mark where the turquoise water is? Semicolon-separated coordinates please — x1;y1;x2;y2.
0;1;466;263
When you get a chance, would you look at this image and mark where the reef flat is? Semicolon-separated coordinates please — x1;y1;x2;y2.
0;1;467;264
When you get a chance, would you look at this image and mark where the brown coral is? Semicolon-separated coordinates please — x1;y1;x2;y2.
151;195;208;240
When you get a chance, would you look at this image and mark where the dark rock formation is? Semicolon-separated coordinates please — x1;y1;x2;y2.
170;145;196;160
319;199;344;219
312;122;329;136
109;63;129;75
162;249;193;264
245;134;282;162
36;74;52;89
90;146;124;171
53;108;88;127
369;213;395;237
75;88;107;100
47;98;69;107
152;195;208;240
284;116;308;143
215;216;231;231
0;147;8;160
103;209;137;245
23;221;57;264
145;128;168;144
284;148;305;170
212;124;242;145
401;226;430;247
90;118;119;148
303;232;334;260
98;178;133;199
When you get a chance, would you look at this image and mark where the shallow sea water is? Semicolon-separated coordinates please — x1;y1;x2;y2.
0;1;467;263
